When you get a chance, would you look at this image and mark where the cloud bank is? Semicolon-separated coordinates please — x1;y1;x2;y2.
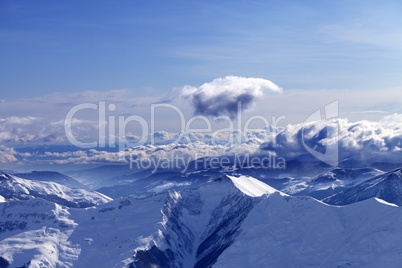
260;114;402;164
3;114;402;169
0;145;17;163
180;76;282;118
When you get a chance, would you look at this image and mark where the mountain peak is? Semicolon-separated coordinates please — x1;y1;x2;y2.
225;175;284;197
323;167;402;206
0;172;112;207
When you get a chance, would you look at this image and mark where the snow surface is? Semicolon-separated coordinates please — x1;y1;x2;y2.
324;168;402;205
0;172;112;208
0;193;167;268
2;172;402;267
281;167;384;199
0;199;79;267
374;197;398;207
215;194;402;267
149;181;192;193
129;175;402;267
226;175;284;197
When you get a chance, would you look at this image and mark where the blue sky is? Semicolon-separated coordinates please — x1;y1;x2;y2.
1;0;401;100
0;0;402;169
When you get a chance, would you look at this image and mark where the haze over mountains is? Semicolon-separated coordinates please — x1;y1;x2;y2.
2;114;402;172
2;151;402;267
1;0;401;266
2;115;402;267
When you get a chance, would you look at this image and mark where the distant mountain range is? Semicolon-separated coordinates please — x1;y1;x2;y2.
1;172;402;267
323;168;402;206
0;171;111;208
2;155;402;268
12;171;86;189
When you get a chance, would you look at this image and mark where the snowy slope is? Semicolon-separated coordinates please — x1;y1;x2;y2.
12;171;86;189
2;174;402;267
0;193;167;268
129;175;402;267
323;168;402;206
0;199;79;268
0;172;112;208
67;194;168;268
226;175;281;197
215;195;402;267
130;175;266;268
97;170;218;199
281;167;384;199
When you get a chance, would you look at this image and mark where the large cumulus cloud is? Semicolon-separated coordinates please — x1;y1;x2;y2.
0;145;17;163
3;115;402;169
180;76;282;118
260;114;402;165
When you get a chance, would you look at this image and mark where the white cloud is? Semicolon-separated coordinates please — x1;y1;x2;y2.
0;116;41;143
0;116;39;125
1;114;402;168
179;76;282;118
0;83;401;158
48;149;126;165
261;114;402;164
0;145;17;163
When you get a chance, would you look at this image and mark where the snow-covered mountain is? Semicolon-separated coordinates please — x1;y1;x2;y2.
214;194;402;267
323;168;402;206
0;198;79;268
65;165;135;189
97;170;219;199
2;173;402;267
11;171;86;190
127;175;402;267
130;175;283;268
0;192;167;268
281;167;384;199
0;172;112;208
